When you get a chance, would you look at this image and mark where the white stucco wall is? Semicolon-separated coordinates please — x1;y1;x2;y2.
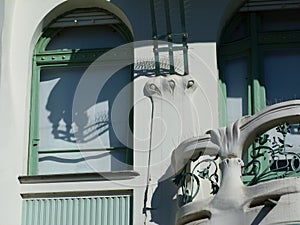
0;0;245;224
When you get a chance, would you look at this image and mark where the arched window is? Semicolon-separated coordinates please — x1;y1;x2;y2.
29;8;133;175
219;2;300;184
219;4;300;125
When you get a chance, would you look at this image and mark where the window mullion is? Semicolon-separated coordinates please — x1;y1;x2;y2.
28;62;40;175
250;13;266;114
249;13;269;176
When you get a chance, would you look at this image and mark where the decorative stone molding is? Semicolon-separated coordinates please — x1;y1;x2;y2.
176;158;300;225
172;100;300;225
173;100;300;171
144;74;197;98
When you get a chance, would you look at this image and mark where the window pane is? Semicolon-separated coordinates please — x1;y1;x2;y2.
39;66;131;151
38;149;128;174
224;57;248;124
264;49;300;105
46;25;126;50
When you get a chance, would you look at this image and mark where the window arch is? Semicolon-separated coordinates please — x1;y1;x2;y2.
218;2;300;184
219;4;300;126
29;8;133;175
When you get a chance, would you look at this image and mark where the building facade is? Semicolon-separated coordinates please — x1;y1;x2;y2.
1;0;300;224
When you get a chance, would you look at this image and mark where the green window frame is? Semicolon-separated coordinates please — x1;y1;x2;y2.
219;8;300;184
28;8;133;175
219;12;265;126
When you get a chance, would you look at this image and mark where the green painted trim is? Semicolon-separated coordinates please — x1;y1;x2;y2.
182;43;189;75
249;13;268;172
29;10;134;175
35;48;112;65
217;53;227;127
250;13;265;114
219;7;300;184
28;62;40;175
35;28;62;53
218;79;227;127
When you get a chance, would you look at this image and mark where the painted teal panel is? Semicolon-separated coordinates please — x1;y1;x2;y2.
22;195;131;225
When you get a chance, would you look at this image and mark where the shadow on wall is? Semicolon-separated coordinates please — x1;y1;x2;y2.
149;166;179;225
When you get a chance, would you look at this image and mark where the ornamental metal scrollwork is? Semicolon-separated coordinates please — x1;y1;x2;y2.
243;123;300;186
172;155;219;205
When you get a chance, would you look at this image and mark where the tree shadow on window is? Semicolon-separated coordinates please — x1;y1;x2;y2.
42;65;131;148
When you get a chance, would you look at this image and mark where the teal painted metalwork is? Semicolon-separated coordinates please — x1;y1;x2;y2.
173;155;219;205
149;0;189;75
243;123;300;186
22;195;131;225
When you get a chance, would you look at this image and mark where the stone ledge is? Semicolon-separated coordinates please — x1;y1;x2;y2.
18;171;140;184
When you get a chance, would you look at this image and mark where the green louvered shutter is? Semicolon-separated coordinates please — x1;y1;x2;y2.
22;195;131;225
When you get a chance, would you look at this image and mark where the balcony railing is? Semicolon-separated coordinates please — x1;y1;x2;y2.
172;100;300;225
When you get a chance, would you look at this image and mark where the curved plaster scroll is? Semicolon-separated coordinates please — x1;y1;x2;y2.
238;100;300;156
144;74;199;176
144;75;198;98
172;134;220;174
173;100;300;172
176;158;300;225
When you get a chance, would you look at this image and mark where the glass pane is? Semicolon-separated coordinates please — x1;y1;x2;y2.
264;49;300;105
39;66;131;151
38;149;128;174
260;10;300;32
224;57;248;124
46;25;126;50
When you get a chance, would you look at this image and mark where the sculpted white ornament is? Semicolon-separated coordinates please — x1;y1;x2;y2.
173;100;300;225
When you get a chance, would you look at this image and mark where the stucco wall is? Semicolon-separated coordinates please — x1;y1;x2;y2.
0;0;245;224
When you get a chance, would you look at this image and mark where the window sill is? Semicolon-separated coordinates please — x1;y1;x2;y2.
19;171;139;184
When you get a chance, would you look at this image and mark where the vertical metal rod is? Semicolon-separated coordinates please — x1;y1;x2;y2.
179;0;187;33
164;0;175;74
164;0;172;35
183;42;189;75
168;38;175;74
150;0;158;37
153;40;160;76
179;0;189;75
150;0;160;76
